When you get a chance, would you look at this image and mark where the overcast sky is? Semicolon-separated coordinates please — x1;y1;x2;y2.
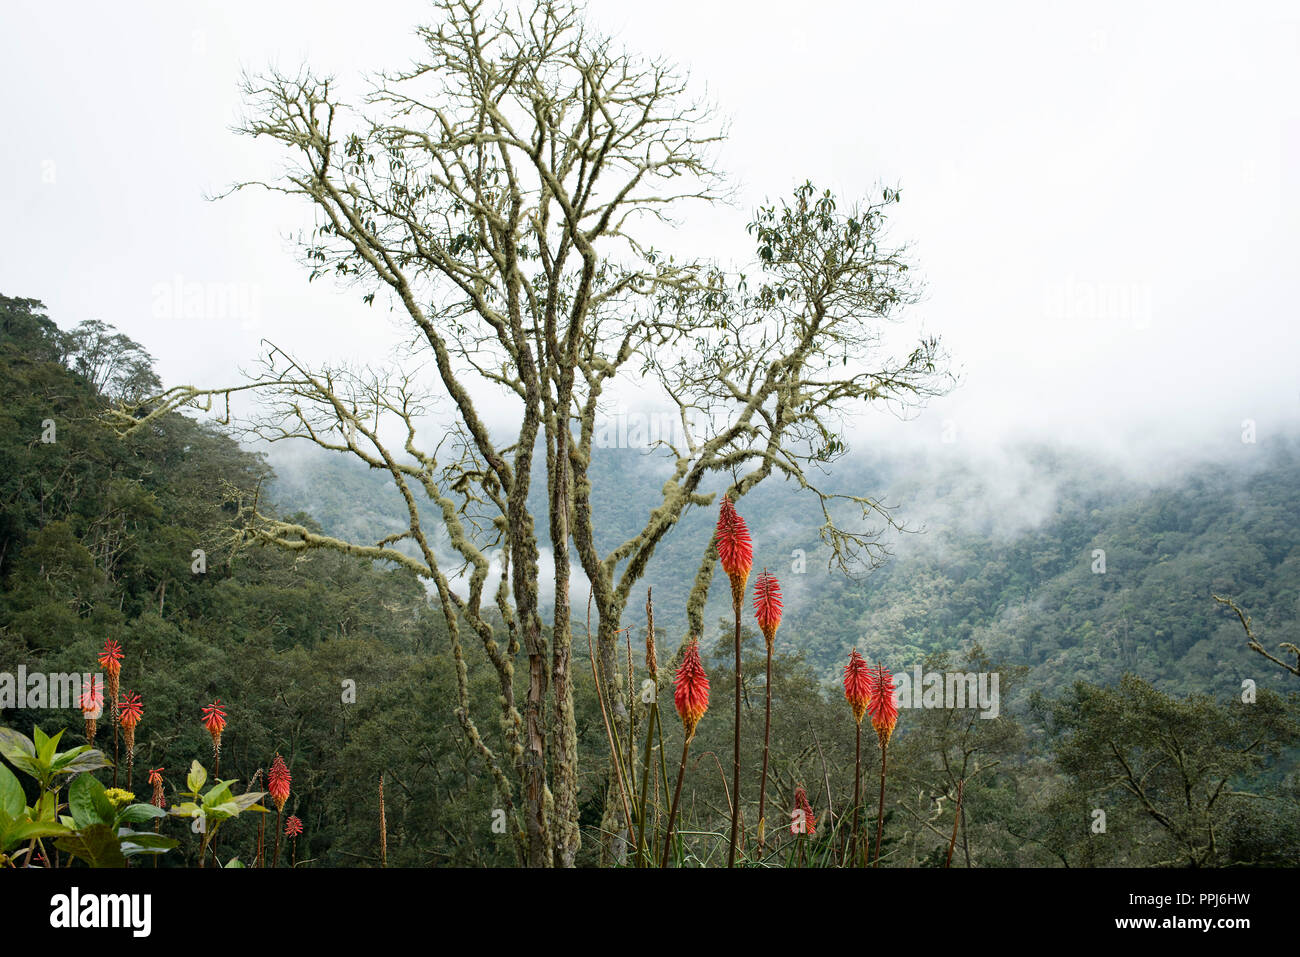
3;0;1297;463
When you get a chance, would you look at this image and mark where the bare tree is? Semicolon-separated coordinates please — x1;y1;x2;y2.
108;0;949;866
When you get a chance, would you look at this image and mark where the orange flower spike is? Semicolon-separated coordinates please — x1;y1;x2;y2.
98;639;123;711
843;649;872;724
268;753;292;813
752;569;783;650
867;663;899;749
673;640;710;741
792;785;817;836
715;495;753;605
284;815;303;838
118;692;143;730
97;639;123;677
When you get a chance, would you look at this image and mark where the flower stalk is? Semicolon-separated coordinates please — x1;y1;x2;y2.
661;639;709;868
843;648;871;864
715;495;752;867
753;569;783;857
867;662;899;867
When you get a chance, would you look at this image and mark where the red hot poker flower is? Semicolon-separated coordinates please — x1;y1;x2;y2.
843;649;871;725
98;639;123;712
80;683;103;718
284;815;303;838
867;663;899;749
80;682;102;744
118;692;143;730
268;753;292;812
792;784;817;836
201;699;226;733
715;495;753;603
752;570;783;648
673;640;710;740
97;639;123;677
201;699;227;757
147;768;165;808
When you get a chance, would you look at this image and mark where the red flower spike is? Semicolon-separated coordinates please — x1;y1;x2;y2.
201;699;226;733
673;640;710;740
715;495;753;603
791;784;817;836
118;692;143;730
201;699;227;757
752;569;783;648
147;767;164;787
284;815;303;838
866;663;899;749
268;753;292;812
843;649;871;725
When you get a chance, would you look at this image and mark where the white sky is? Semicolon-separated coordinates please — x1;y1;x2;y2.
3;0;1298;460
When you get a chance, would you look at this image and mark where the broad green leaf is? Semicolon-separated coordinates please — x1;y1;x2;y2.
68;774;114;828
227;791;268;813
116;803;165;826
35;728;63;766
203;782;234;806
0;763;23;817
6;819;72;850
51;744;93;771
3;754;44;781
56;822;127;868
186;760;207;794
222;857;245;868
0;727;35;763
119;831;177;855
59;749;110;775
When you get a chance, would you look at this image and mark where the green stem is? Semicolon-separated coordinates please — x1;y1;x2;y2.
661;736;693;868
635;698;658;867
873;739;889;867
851;721;861;867
757;645;773;857
727;596;742;867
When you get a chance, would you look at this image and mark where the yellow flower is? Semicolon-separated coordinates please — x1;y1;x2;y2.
104;788;136;809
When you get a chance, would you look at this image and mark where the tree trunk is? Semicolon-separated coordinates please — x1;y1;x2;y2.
549;423;580;866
